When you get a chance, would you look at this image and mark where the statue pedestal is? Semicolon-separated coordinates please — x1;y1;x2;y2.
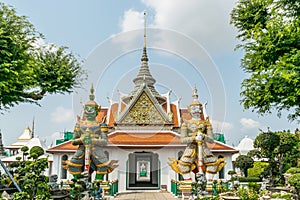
181;190;194;200
179;180;194;200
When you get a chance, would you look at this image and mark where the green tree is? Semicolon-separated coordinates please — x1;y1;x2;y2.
254;130;299;185
247;149;262;160
230;0;300;121
286;167;300;196
248;161;269;178
20;146;29;161
228;170;237;181
235;155;254;177
6;146;51;199
0;3;85;111
29;146;44;160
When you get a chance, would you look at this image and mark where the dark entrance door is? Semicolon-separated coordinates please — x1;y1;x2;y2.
127;152;159;189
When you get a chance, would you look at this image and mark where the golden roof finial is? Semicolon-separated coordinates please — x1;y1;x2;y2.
193;84;198;100
89;83;95;101
189;84;202;106
144;10;147;48
85;83;100;111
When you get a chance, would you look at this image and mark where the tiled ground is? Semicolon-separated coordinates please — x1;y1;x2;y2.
110;191;179;200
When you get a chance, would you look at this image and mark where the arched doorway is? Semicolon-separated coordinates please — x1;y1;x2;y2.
127;151;160;189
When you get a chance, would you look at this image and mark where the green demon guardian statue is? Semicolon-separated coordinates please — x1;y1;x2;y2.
64;85;118;181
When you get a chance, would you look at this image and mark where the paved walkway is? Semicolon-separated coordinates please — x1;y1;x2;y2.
111;191;178;200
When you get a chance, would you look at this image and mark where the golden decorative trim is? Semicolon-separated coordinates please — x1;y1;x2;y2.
94;155;106;159
189;148;196;158
178;160;192;166
122;92;164;124
65;161;84;167
100;126;108;132
74;153;85;159
69;171;82;175
96;171;108;175
205;157;226;166
96;160;110;167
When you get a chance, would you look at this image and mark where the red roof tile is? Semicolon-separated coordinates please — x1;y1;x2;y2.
108;103;118;126
108;131;180;146
47;132;237;153
170;104;179;126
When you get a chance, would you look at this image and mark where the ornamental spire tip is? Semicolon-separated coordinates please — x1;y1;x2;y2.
143;10;147;48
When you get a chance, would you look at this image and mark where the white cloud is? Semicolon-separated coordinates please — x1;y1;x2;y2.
212;120;234;133
239;118;261;130
30;38;59;53
120;9;144;32
50;106;74;123
119;0;237;53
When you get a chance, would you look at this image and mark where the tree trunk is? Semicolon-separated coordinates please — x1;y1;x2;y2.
244;169;248;177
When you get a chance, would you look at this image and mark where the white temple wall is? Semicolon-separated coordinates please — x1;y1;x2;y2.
49;146;235;192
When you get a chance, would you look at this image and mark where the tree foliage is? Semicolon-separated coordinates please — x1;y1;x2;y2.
3;146;51;199
29;146;44;159
253;130;300;185
0;2;85;110
234;154;254;177
288;173;300;196
231;0;300;121
248;161;269;178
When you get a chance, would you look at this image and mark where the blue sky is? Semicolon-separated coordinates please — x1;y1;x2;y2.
0;0;298;147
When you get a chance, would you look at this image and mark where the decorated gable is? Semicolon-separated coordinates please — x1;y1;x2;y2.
121;92;165;124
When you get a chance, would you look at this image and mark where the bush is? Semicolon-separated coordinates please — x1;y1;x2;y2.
29;146;44;159
286;167;300;174
248;182;261;192
237;187;259;200
238;177;261;182
217;185;226;194
288;173;300;193
195;197;219;200
248;162;268;178
271;193;292;200
228;170;236;175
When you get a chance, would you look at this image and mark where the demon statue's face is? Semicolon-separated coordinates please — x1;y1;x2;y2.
190;104;203;120
84;105;98;121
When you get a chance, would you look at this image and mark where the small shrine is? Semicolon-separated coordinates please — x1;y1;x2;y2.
4;126;32;156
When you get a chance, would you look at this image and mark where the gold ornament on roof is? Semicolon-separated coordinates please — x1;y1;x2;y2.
122;92;164;124
189;85;202;107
